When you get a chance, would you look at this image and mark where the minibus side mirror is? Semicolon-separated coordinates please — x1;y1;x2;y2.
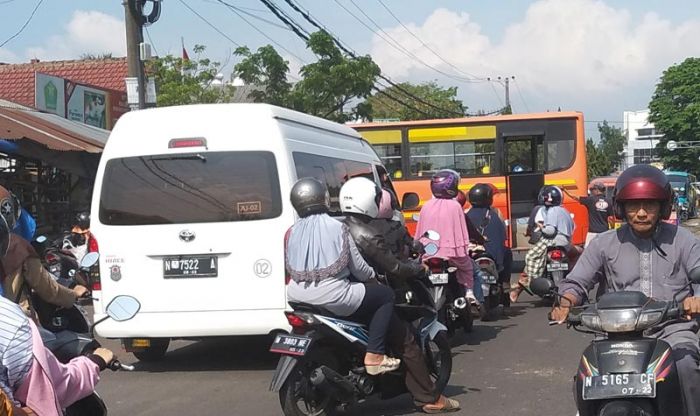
402;192;420;210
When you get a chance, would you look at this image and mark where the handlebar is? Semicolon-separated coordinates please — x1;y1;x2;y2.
108;359;135;372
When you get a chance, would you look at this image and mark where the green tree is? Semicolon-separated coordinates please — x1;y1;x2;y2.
649;57;700;174
234;31;381;122
148;45;235;107
586;121;626;179
366;81;465;121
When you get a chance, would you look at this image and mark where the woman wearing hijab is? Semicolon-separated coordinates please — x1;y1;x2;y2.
285;178;400;375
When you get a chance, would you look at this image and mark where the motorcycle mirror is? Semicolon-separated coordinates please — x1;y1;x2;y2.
412;213;420;222
424;243;439;256
690;267;700;285
105;295;141;322
424;230;440;241
401;192;420;210
35;235;47;244
80;252;100;269
530;278;555;297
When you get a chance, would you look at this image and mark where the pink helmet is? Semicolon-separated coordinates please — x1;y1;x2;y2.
377;189;394;219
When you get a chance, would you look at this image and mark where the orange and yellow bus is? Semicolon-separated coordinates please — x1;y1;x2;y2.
352;112;589;253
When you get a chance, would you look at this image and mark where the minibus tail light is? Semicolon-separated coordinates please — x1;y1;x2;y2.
168;138;207;148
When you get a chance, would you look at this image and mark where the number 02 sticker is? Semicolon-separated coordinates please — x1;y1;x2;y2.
254;259;272;278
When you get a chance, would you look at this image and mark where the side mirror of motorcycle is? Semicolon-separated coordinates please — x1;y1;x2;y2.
401;192;420;210
80;252;100;269
106;295;141;322
690;267;700;285
412;213;420;222
424;243;439;256
530;278;555;297
424;230;440;241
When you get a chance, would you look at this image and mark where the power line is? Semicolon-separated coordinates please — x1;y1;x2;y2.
213;1;291;31
215;0;307;63
375;0;485;82
0;0;20;5
144;26;159;57
512;78;530;113
0;0;44;48
341;0;483;84
278;0;465;117
176;0;241;47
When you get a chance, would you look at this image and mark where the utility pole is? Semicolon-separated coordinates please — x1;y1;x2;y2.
124;0;146;109
487;76;515;113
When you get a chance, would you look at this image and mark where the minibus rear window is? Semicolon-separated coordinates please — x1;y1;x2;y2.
99;151;282;225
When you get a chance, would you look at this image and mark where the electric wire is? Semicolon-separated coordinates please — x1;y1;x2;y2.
278;0;465;117
215;0;308;63
144;26;159;57
0;0;44;48
176;0;241;47
213;1;291;31
512;78;531;113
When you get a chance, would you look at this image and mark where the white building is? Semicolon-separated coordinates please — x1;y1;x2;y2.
621;109;664;169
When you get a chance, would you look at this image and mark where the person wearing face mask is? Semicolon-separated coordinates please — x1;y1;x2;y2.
0;185;88;318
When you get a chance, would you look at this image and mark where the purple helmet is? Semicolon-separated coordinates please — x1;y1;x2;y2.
430;169;460;199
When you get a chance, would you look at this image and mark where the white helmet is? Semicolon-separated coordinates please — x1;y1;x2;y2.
339;177;381;218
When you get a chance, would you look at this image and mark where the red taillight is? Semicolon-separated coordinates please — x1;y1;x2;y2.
426;258;444;273
549;249;564;261
286;312;307;329
45;252;59;263
168;138;207;148
92;281;102;291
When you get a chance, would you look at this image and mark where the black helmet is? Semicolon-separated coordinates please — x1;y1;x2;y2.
468;183;494;208
75;211;91;229
613;164;672;220
290;177;330;218
0;212;9;256
538;185;563;207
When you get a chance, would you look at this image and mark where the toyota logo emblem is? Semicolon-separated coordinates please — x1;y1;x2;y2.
179;230;195;242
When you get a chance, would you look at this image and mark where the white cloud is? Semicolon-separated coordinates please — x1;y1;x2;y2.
370;0;700;117
24;10;125;60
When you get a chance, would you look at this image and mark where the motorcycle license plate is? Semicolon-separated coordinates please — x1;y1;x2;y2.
546;262;568;271
269;334;312;356
163;256;218;278
582;374;656;400
429;273;449;285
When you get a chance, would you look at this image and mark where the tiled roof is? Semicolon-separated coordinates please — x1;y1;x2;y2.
0;58;128;107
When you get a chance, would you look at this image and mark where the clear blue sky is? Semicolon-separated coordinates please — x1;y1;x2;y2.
2;0;700;137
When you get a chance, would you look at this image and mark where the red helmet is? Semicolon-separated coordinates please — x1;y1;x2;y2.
612;164;673;220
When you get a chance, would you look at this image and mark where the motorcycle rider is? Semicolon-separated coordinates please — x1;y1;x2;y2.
68;212;99;260
415;170;474;300
285;178;401;375
0;185;88;317
511;185;574;303
551;164;700;416
340;177;460;413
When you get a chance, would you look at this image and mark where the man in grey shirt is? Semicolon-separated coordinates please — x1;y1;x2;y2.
551;165;700;416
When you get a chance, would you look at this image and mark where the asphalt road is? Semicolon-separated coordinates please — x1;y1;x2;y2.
96;291;591;416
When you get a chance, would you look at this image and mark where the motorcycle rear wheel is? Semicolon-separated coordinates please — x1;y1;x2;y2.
423;330;452;394
280;349;339;416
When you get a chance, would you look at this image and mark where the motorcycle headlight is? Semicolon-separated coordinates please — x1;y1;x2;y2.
597;308;639;332
636;310;664;331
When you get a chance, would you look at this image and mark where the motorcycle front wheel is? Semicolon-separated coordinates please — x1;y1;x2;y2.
423;330;452;395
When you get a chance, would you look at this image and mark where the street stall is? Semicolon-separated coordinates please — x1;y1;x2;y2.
0;99;108;237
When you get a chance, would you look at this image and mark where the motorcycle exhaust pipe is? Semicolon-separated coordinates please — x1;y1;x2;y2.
310;365;355;401
453;297;468;310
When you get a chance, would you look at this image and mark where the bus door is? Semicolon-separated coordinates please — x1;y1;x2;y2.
503;135;545;250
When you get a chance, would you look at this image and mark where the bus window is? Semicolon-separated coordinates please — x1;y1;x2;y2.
409;140;496;177
373;143;402;178
546;137;575;171
505;136;544;173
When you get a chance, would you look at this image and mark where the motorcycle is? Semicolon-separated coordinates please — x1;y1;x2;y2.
33;234;91;289
269;238;452;416
42;293;140;416
470;245;504;321
32;252;99;338
532;225;571;304
530;270;700;416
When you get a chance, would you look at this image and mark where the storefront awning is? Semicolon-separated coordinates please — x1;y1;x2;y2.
0;100;109;153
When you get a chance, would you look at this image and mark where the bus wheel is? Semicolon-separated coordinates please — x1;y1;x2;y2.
132;338;170;362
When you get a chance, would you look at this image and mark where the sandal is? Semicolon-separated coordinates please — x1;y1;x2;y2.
422;397;461;413
365;355;401;375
